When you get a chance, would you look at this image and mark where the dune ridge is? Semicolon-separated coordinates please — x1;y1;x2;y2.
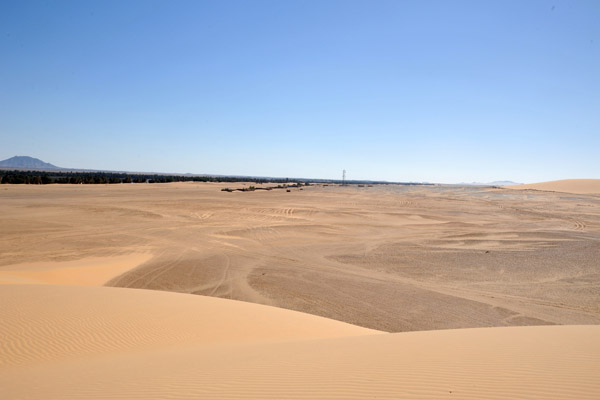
0;284;598;399
0;253;152;285
0;284;378;367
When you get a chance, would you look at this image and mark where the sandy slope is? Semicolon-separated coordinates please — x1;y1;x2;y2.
506;179;600;194
0;284;378;367
1;284;598;399
0;253;152;285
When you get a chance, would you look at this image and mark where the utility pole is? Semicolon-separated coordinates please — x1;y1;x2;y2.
342;169;346;186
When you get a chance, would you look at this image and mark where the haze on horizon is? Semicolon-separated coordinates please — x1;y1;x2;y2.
1;0;598;184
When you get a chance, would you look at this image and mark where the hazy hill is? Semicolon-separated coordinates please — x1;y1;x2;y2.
0;156;60;170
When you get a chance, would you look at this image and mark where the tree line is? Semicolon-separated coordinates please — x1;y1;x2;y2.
0;170;279;185
0;170;417;186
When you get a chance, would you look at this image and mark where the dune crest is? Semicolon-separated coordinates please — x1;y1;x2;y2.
0;284;379;367
1;284;598;399
0;253;152;285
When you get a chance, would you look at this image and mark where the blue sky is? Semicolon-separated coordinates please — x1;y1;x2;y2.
1;0;598;183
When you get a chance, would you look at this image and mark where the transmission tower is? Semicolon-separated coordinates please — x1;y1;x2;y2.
342;169;346;186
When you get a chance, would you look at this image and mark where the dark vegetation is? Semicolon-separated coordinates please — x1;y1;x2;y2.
0;169;430;187
0;170;276;185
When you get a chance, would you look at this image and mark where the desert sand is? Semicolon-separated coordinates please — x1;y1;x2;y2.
0;284;378;367
1;180;599;398
2;181;599;331
506;179;600;195
1;284;598;399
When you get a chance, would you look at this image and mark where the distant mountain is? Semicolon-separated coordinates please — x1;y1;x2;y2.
0;156;60;170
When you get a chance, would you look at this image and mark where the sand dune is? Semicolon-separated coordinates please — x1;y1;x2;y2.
506;179;600;194
0;284;378;367
1;284;598;399
0;253;152;285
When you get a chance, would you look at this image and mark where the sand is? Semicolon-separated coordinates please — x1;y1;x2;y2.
1;180;599;398
2;181;599;331
506;179;600;195
1;284;598;399
0;284;378;367
0;253;152;285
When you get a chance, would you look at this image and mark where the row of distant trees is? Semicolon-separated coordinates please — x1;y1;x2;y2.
0;170;278;185
0;170;412;186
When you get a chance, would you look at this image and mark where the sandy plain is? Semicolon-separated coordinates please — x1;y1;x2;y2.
1;180;599;398
2;181;599;331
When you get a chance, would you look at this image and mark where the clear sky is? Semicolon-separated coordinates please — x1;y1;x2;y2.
1;0;598;183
